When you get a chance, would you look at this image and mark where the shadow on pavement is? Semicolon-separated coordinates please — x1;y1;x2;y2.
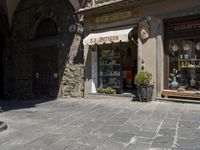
0;98;56;112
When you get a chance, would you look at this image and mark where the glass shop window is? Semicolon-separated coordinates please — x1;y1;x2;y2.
168;38;200;91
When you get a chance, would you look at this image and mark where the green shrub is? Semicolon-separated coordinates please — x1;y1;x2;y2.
134;71;152;86
105;87;116;94
97;87;105;93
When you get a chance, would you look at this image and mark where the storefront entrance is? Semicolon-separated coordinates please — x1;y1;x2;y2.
84;25;138;95
32;46;59;99
121;42;138;94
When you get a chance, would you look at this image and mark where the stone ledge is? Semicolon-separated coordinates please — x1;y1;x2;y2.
86;93;137;100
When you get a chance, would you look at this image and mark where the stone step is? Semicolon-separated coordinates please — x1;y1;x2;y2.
86;93;138;100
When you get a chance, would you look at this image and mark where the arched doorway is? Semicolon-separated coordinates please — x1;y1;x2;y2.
0;9;8;99
32;18;59;99
0;31;4;98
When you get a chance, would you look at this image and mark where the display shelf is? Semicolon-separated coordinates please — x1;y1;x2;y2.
99;64;120;66
99;56;120;59
98;47;122;94
179;67;200;69
99;75;120;77
112;86;120;89
179;59;200;61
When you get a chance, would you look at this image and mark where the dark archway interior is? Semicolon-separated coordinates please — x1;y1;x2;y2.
34;18;58;39
0;32;4;98
32;18;59;99
7;0;84;99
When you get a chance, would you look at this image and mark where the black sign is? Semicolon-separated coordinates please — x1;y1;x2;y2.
166;19;200;36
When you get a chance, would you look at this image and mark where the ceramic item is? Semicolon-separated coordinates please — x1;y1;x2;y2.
171;76;179;90
190;78;196;87
171;44;179;52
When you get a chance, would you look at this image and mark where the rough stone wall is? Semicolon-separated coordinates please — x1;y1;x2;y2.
7;0;84;99
60;30;84;98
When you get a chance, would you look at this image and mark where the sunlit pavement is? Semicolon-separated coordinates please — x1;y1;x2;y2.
0;98;200;150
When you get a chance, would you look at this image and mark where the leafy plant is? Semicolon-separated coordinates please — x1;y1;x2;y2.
169;68;181;82
105;87;116;94
169;68;181;77
134;71;152;86
97;87;105;93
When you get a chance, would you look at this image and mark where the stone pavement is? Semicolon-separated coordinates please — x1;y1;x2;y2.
1;98;200;150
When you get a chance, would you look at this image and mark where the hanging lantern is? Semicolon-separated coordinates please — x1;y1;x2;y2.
138;19;150;41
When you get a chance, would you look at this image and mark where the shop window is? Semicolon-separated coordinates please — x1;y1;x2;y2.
168;38;200;90
98;44;122;93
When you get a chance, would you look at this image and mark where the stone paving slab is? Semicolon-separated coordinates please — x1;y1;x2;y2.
1;98;200;150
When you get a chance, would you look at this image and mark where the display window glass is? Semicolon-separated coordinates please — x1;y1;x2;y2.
98;44;122;93
168;37;200;91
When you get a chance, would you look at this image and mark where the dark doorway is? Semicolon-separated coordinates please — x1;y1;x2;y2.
32;46;59;99
121;41;138;94
0;32;4;98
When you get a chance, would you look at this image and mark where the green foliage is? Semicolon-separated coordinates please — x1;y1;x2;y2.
97;87;105;93
97;87;116;94
169;68;181;78
134;71;152;86
105;87;115;94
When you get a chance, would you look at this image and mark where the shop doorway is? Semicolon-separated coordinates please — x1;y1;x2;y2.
97;41;138;94
121;42;138;94
32;46;59;99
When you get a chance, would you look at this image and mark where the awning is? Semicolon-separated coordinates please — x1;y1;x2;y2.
83;26;137;45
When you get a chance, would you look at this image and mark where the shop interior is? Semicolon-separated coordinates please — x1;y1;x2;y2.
97;41;138;94
169;37;200;91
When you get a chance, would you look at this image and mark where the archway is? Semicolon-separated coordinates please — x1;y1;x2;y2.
10;0;84;99
0;8;8;99
32;18;59;99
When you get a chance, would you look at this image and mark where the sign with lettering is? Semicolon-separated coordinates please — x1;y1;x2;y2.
91;7;140;25
166;19;200;36
89;35;119;45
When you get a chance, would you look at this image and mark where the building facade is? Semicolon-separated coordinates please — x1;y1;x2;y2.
0;0;85;99
81;0;200;99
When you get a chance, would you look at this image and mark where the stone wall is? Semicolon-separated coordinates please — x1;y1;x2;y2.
6;0;84;99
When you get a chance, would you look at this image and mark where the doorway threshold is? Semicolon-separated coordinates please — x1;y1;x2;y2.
86;93;137;100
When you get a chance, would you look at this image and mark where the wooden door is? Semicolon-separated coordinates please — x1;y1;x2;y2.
32;47;58;99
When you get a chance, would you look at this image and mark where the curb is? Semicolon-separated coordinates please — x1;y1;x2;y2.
0;121;7;132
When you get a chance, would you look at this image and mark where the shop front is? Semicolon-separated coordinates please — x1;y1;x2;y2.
83;25;138;94
83;8;140;95
163;15;200;99
81;0;200;100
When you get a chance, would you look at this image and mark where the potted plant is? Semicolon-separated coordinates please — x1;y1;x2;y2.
105;87;116;94
134;71;154;102
97;87;105;94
